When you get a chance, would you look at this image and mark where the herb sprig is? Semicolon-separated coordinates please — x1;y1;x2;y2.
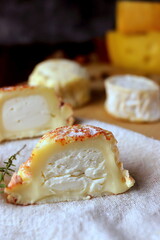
0;144;26;192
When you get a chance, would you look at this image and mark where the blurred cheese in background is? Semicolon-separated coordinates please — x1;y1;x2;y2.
28;59;90;108
104;75;160;122
117;1;160;34
107;31;160;74
106;1;160;75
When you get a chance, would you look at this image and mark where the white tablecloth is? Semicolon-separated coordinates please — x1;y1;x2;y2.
0;119;160;240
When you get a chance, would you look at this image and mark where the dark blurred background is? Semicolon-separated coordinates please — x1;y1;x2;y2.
0;0;116;86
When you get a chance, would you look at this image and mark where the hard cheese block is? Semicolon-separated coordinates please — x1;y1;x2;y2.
107;31;160;74
116;1;160;34
0;85;73;142
28;59;90;108
105;75;160;122
5;125;135;205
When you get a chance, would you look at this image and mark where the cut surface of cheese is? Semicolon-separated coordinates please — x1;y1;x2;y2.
0;85;73;142
5;125;135;205
105;75;160;122
117;1;160;34
28;59;90;108
107;31;160;74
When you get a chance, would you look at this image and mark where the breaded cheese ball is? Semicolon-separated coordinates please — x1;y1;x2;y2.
28;59;90;108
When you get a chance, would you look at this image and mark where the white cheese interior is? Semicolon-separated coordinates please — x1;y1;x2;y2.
42;148;107;194
2;95;50;131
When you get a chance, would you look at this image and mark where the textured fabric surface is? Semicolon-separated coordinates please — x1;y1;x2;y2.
0;119;160;240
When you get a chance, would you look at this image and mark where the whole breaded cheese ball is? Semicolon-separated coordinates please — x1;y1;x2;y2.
28;59;90;108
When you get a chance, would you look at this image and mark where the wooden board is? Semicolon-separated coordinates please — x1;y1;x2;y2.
75;91;160;140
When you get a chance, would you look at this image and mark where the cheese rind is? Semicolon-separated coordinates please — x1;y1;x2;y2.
28;59;90;108
5;125;135;205
0;85;73;142
105;75;160;122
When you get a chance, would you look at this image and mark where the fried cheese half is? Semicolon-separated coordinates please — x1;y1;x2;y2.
0;85;73;142
5;125;135;205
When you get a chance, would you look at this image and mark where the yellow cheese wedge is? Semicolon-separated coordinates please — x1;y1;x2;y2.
105;75;160;122
28;59;90;108
5;125;135;205
117;1;160;34
0;85;73;142
107;31;160;74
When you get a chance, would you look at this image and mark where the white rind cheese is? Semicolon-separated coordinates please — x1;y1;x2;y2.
0;85;73;142
105;75;160;122
28;59;90;108
5;125;135;205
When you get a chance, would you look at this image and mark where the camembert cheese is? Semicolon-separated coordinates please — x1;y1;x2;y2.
0;85;73;142
28;59;90;108
105;75;160;122
5;125;135;205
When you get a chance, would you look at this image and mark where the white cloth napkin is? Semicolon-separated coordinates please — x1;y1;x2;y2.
0;119;160;240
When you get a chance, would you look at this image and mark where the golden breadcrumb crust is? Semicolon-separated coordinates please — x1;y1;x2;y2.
40;125;115;145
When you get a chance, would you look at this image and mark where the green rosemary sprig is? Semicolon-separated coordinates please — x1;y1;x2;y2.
0;144;26;192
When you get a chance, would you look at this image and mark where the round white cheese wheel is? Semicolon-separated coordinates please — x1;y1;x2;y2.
105;75;160;122
28;59;90;108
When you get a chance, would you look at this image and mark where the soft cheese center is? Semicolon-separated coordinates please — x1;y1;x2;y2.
42;148;107;194
2;95;50;131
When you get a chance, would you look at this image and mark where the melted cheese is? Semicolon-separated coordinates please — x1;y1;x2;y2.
0;86;73;142
5;135;134;205
105;75;160;122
